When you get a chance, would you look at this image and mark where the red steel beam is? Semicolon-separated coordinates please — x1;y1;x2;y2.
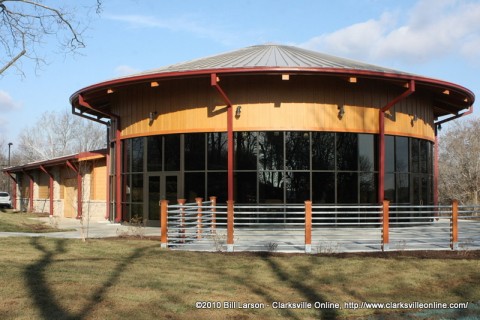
211;73;234;202
378;80;415;203
78;94;122;223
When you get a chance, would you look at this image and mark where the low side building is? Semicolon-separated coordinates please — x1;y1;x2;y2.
3;150;108;220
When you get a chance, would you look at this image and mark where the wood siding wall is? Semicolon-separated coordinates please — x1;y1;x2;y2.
90;159;107;201
111;75;435;141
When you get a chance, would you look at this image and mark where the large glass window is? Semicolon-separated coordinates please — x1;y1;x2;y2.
121;132;433;218
259;171;284;203
235;132;257;170
131;138;144;173
147;136;162;172
336;133;358;171
312;132;335;170
164;134;180;171
258;132;284;170
395;137;409;173
286;172;310;203
312;172;335;203
185;133;205;171
286;132;310;170
207;132;227;170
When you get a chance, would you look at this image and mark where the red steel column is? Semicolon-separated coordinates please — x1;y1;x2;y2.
211;73;234;203
210;196;217;232
115;122;122;223
378;80;415;203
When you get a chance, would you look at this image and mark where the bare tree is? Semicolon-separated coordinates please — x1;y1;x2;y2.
438;118;480;204
0;0;102;76
17;108;106;162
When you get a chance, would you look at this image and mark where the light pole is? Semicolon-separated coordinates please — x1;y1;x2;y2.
7;142;12;193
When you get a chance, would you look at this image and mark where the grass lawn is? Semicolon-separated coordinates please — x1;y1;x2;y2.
0;237;479;319
0;209;63;233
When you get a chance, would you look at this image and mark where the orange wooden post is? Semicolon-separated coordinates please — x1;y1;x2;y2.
210;196;217;233
196;197;203;239
382;200;390;251
160;200;169;249
177;199;186;243
227;200;234;252
305;201;312;253
451;199;458;250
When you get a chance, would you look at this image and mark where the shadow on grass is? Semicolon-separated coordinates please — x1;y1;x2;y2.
24;238;155;320
260;253;339;320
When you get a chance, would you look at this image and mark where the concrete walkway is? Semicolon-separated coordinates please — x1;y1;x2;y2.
0;217;161;239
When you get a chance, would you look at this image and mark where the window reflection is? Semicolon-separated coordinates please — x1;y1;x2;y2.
286;132;310;170
131;137;144;172
312;173;335;203
207;132;227;170
258;132;284;170
286;172;310;203
336;133;358;171
147;136;162;172
312;132;335;170
164;134;180;171
259;171;284;203
235;132;257;170
185;133;205;170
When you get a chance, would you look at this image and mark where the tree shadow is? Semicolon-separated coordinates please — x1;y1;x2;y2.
24;238;155;320
259;253;339;320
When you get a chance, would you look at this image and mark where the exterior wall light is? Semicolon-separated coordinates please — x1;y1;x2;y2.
411;114;418;126
149;111;157;123
338;105;345;119
235;106;242;118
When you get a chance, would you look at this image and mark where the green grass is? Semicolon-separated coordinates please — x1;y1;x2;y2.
0;237;479;319
0;209;63;233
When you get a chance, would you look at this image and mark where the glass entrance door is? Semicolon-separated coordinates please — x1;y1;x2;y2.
148;174;179;222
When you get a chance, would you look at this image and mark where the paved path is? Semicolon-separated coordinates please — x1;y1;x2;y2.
0;217;161;239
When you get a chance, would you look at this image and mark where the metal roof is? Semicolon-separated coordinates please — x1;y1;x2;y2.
130;44;411;77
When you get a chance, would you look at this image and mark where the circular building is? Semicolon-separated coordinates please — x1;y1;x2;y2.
70;44;474;223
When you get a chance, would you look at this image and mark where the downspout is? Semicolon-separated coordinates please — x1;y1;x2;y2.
210;73;234;203
78;94;122;223
39;165;54;217
66;160;82;219
378;79;415;203
4;172;17;209
434;105;473;206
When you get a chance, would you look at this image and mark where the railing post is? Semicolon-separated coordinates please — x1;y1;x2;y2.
160;200;169;249
196;197;203;239
227;200;234;252
451;199;458;250
178;199;186;243
382;200;390;251
305;201;312;253
210;196;217;233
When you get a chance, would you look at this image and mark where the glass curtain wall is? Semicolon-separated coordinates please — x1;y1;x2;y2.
121;131;433;220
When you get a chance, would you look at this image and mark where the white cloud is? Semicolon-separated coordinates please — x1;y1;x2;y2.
114;65;141;77
0;90;21;112
301;0;480;64
105;13;237;45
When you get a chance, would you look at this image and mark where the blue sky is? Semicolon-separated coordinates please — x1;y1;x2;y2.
1;0;480;150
